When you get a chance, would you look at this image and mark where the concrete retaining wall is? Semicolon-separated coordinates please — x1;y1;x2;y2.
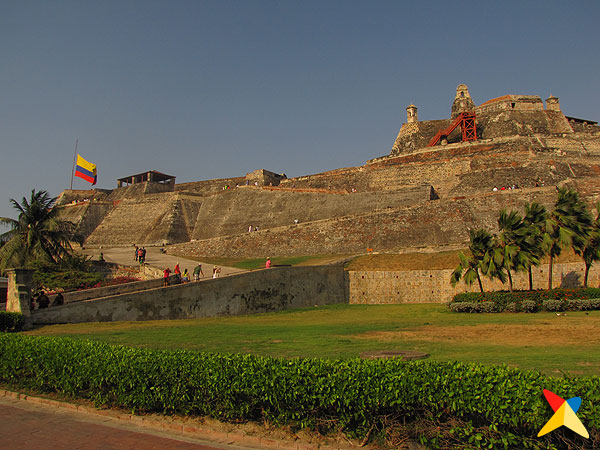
32;266;347;324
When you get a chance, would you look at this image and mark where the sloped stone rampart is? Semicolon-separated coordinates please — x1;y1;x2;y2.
281;136;600;198
31;266;347;324
348;262;600;304
170;187;573;258
85;193;202;246
56;202;113;240
191;185;433;240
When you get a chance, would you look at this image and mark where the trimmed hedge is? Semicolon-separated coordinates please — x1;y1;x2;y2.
0;334;598;449
0;312;25;332
449;298;600;313
450;289;600;313
452;289;600;305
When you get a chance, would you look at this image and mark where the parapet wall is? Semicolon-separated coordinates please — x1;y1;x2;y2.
31;266;347;324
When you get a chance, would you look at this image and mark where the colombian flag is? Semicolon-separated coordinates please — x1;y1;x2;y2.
74;154;97;185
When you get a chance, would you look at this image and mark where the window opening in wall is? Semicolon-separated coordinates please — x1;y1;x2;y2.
511;103;516;109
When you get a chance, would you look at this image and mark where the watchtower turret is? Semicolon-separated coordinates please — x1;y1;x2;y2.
406;104;418;123
546;95;561;111
451;84;475;118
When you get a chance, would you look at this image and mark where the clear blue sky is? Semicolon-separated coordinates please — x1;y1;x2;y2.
1;0;599;221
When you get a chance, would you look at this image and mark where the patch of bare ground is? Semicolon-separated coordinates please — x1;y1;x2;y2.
347;248;585;271
350;318;600;347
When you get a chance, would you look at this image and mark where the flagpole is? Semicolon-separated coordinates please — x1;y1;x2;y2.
70;139;78;190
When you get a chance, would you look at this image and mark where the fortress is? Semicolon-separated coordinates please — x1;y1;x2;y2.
57;84;600;258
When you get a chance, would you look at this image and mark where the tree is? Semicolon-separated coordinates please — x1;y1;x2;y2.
489;210;533;292
522;202;547;290
542;188;592;289
451;228;494;293
0;190;81;272
575;203;600;288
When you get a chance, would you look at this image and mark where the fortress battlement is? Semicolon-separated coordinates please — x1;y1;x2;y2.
57;84;600;255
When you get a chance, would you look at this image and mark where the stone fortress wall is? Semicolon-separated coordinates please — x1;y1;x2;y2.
57;84;600;260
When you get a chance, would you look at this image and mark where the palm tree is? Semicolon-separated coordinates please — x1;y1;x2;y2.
575;203;600;288
522;202;547;290
451;228;494;293
0;190;81;272
490;210;532;292
542;188;592;289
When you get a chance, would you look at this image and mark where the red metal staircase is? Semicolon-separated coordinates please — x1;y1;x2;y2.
427;112;477;147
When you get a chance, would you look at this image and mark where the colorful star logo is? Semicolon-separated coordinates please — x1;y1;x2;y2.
538;389;588;439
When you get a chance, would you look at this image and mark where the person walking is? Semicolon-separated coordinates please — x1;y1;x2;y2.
193;263;203;281
173;262;181;281
265;257;271;269
163;267;171;287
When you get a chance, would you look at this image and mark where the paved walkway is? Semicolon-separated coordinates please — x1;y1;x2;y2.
0;395;241;450
81;246;248;280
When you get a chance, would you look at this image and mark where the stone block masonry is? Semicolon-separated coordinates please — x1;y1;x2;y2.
348;262;600;304
170;186;565;258
191;185;433;240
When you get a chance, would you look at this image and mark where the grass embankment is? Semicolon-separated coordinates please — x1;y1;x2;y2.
173;247;586;271
347;248;586;271
27;303;600;376
170;254;353;270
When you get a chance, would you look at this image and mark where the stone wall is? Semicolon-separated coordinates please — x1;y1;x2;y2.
31;266;347;324
85;193;203;246
348;262;600;304
191;185;433;240
175;177;247;196
170;187;567;258
56;201;114;241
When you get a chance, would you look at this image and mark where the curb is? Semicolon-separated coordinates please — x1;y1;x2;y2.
0;389;349;450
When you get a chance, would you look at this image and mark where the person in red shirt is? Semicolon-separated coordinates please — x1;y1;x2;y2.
265;257;271;269
163;267;171;287
174;263;181;282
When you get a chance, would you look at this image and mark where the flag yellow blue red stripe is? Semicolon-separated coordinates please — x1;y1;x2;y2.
74;154;97;185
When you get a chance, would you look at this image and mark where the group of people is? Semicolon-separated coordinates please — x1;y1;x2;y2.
247;225;259;232
492;185;520;192
30;291;64;310
134;245;147;264
163;262;209;286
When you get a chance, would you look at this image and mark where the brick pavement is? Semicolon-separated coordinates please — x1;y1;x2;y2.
0;394;246;450
0;391;354;450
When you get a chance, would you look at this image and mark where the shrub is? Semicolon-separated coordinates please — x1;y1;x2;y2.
503;302;521;313
33;269;104;292
522;300;539;313
542;299;568;312
0;334;597;449
0;312;25;332
477;301;498;313
448;302;477;313
452;288;600;305
90;276;140;289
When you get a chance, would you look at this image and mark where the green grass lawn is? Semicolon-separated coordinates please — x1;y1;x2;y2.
26;303;600;377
